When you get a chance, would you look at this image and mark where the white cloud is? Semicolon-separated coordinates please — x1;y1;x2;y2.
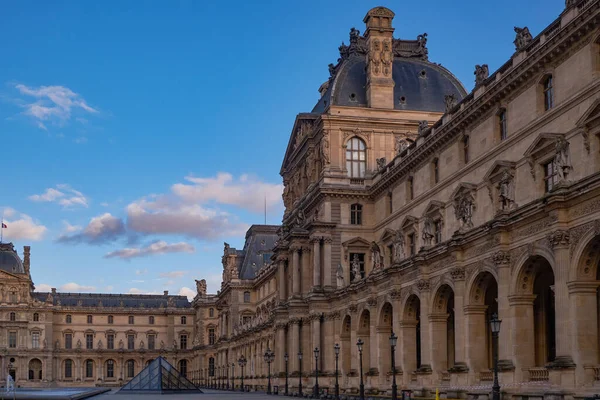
128;288;160;295
1;207;47;241
57;213;125;244
62;221;81;233
178;287;196;301
35;283;52;292
15;84;98;129
159;270;188;279
135;269;148;275
60;282;96;292
104;241;195;260
172;172;283;214
29;184;88;208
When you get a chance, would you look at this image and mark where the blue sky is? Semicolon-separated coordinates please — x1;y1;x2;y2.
0;0;564;298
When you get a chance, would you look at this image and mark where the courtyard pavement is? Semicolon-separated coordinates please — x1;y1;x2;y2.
93;389;276;399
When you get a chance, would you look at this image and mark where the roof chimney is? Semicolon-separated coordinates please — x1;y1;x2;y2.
23;246;31;275
163;290;169;296
363;7;395;109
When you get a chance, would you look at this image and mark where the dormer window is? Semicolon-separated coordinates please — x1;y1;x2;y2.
33;313;39;322
543;75;554;111
244;291;251;303
66;315;72;324
346;137;367;178
350;204;363;225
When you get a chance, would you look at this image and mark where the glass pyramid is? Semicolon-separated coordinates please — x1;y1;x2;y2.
118;356;202;394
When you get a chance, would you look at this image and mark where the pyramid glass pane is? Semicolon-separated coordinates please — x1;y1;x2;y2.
118;356;202;393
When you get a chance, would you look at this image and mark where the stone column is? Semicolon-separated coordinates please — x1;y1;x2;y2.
290;320;300;372
399;320;417;385
418;281;432;371
276;324;287;374
549;231;575;367
312;237;321;289
322;312;338;373
568;281;599;384
292;247;300;296
302;246;311;295
278;257;287;301
429;314;448;374
451;268;467;370
464;305;488;374
509;294;536;374
323;237;333;288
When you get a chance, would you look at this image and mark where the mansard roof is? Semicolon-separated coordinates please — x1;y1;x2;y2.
31;292;192;309
0;242;24;274
238;225;279;280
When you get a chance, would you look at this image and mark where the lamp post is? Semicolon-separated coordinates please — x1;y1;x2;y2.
264;348;275;394
357;339;365;400
232;363;236;391
313;347;320;398
239;355;247;392
389;333;398;400
490;313;502;400
284;353;289;396
334;344;340;400
298;351;303;397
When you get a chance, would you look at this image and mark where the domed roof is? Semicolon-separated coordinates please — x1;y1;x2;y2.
312;28;467;114
0;243;25;274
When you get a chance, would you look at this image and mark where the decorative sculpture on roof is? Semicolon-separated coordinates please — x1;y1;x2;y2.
45;292;53;304
513;27;533;52
295;209;305;228
444;94;457;113
328;63;336;78
498;170;516;211
422;217;435;246
418;120;429;135
368;38;382;75
474;64;489;87
395;137;409;155
393;230;405;263
416;33;428;53
167;296;175;308
336;263;345;288
351;254;361;283
370;242;382;271
376;157;387;171
554;137;572;183
195;279;207;297
282;182;292;210
349;27;360;43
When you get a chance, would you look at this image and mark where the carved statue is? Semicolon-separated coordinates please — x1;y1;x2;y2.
393;230;405;263
455;195;475;231
351;254;361;282
54;339;60;350
195;279;207;296
173;339;178;350
416;33;428;52
328;63;336;77
43;339;47;349
336;263;345;288
296;209;305;227
444;94;457;113
306;151;316;183
119;339;124;350
513;27;533;51
321;136;330;165
282;183;291;209
395;137;408;155
418;120;429;135
97;339;103;349
368;38;382;75
370;242;382;270
498;170;515;211
139;340;144;349
554;137;572;182
474;64;489;86
76;339;82;349
376;157;387;171
349;27;360;43
160;340;165;350
422;217;434;246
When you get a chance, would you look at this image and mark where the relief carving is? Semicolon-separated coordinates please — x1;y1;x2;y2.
450;267;466;281
416;279;430;291
548;230;570;249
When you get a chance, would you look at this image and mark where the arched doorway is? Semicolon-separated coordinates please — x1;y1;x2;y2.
533;260;555;366
401;294;421;374
179;359;188;378
28;358;42;380
466;271;498;374
377;303;393;376
340;315;352;376
431;284;455;372
358;310;371;373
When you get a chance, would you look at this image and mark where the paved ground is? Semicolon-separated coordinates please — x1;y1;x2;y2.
92;389;275;399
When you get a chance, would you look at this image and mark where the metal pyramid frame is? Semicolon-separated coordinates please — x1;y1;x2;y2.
117;356;202;394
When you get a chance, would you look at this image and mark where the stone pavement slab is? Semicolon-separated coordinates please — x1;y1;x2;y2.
92;389;276;399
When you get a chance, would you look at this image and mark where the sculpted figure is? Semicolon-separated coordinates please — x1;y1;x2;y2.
418;120;429;135
195;279;207;296
455;196;475;230
513;27;533;51
376;157;387;171
351;254;361;282
336;263;345;288
55;339;60;350
119;339;124;350
321;136;330;165
554;137;572;182
444;94;457;113
474;64;489;86
392;230;405;263
370;242;382;270
160;340;165;350
498;170;515;210
43;338;47;349
76;339;82;349
395;137;408;155
296;209;305;227
422;217;434;246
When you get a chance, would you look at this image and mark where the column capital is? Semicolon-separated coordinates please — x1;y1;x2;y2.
289;244;302;253
428;313;448;322
463;304;488;315
323;236;333;244
508;294;536;305
309;236;322;244
567;280;600;294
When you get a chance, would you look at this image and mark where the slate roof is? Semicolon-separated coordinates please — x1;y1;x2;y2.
238;225;279;280
31;292;192;309
0;243;25;274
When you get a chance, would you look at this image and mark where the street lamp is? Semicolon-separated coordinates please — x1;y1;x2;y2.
298;351;303;397
313;347;320;398
490;313;502;400
389;333;398;400
231;363;236;391
357;339;365;400
238;355;247;392
284;353;289;396
264;348;275;394
334;344;340;400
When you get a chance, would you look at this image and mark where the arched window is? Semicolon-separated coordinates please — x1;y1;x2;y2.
149;316;155;325
64;359;73;378
66;314;72;324
178;359;188;378
33;313;39;322
350;204;362;225
346;137;367;178
543;75;554;111
126;360;135;378
9;312;15;321
181;316;187;325
85;359;94;378
106;360;115;378
243;291;250;303
209;308;214;317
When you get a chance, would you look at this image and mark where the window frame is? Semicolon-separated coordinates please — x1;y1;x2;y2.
106;360;115;378
544;159;559;193
148;334;155;350
181;316;187;325
8;331;17;348
345;137;367;178
32;331;40;349
149;316;155;325
543;75;554;111
9;312;15;322
209;308;214;318
65;333;73;349
498;109;508;141
179;359;188;378
127;334;135;350
126;360;135;378
408;233;416;256
108;315;114;324
66;314;72;324
243;291;251;303
86;334;94;350
180;334;187;350
107;334;114;350
64;360;73;379
85;360;94;378
128;315;134;325
33;312;39;322
87;315;93;324
350;203;363;225
208;328;216;345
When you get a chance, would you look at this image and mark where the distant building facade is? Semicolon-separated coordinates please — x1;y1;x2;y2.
194;2;600;398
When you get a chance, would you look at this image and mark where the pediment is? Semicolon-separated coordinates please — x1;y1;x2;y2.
378;228;397;243
576;98;600;130
450;182;477;201
423;200;445;217
0;269;27;282
400;215;418;229
523;133;563;160
483;160;516;183
342;237;371;248
281;113;320;173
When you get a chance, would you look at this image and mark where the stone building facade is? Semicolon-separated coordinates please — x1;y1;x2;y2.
193;2;600;397
0;242;196;387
